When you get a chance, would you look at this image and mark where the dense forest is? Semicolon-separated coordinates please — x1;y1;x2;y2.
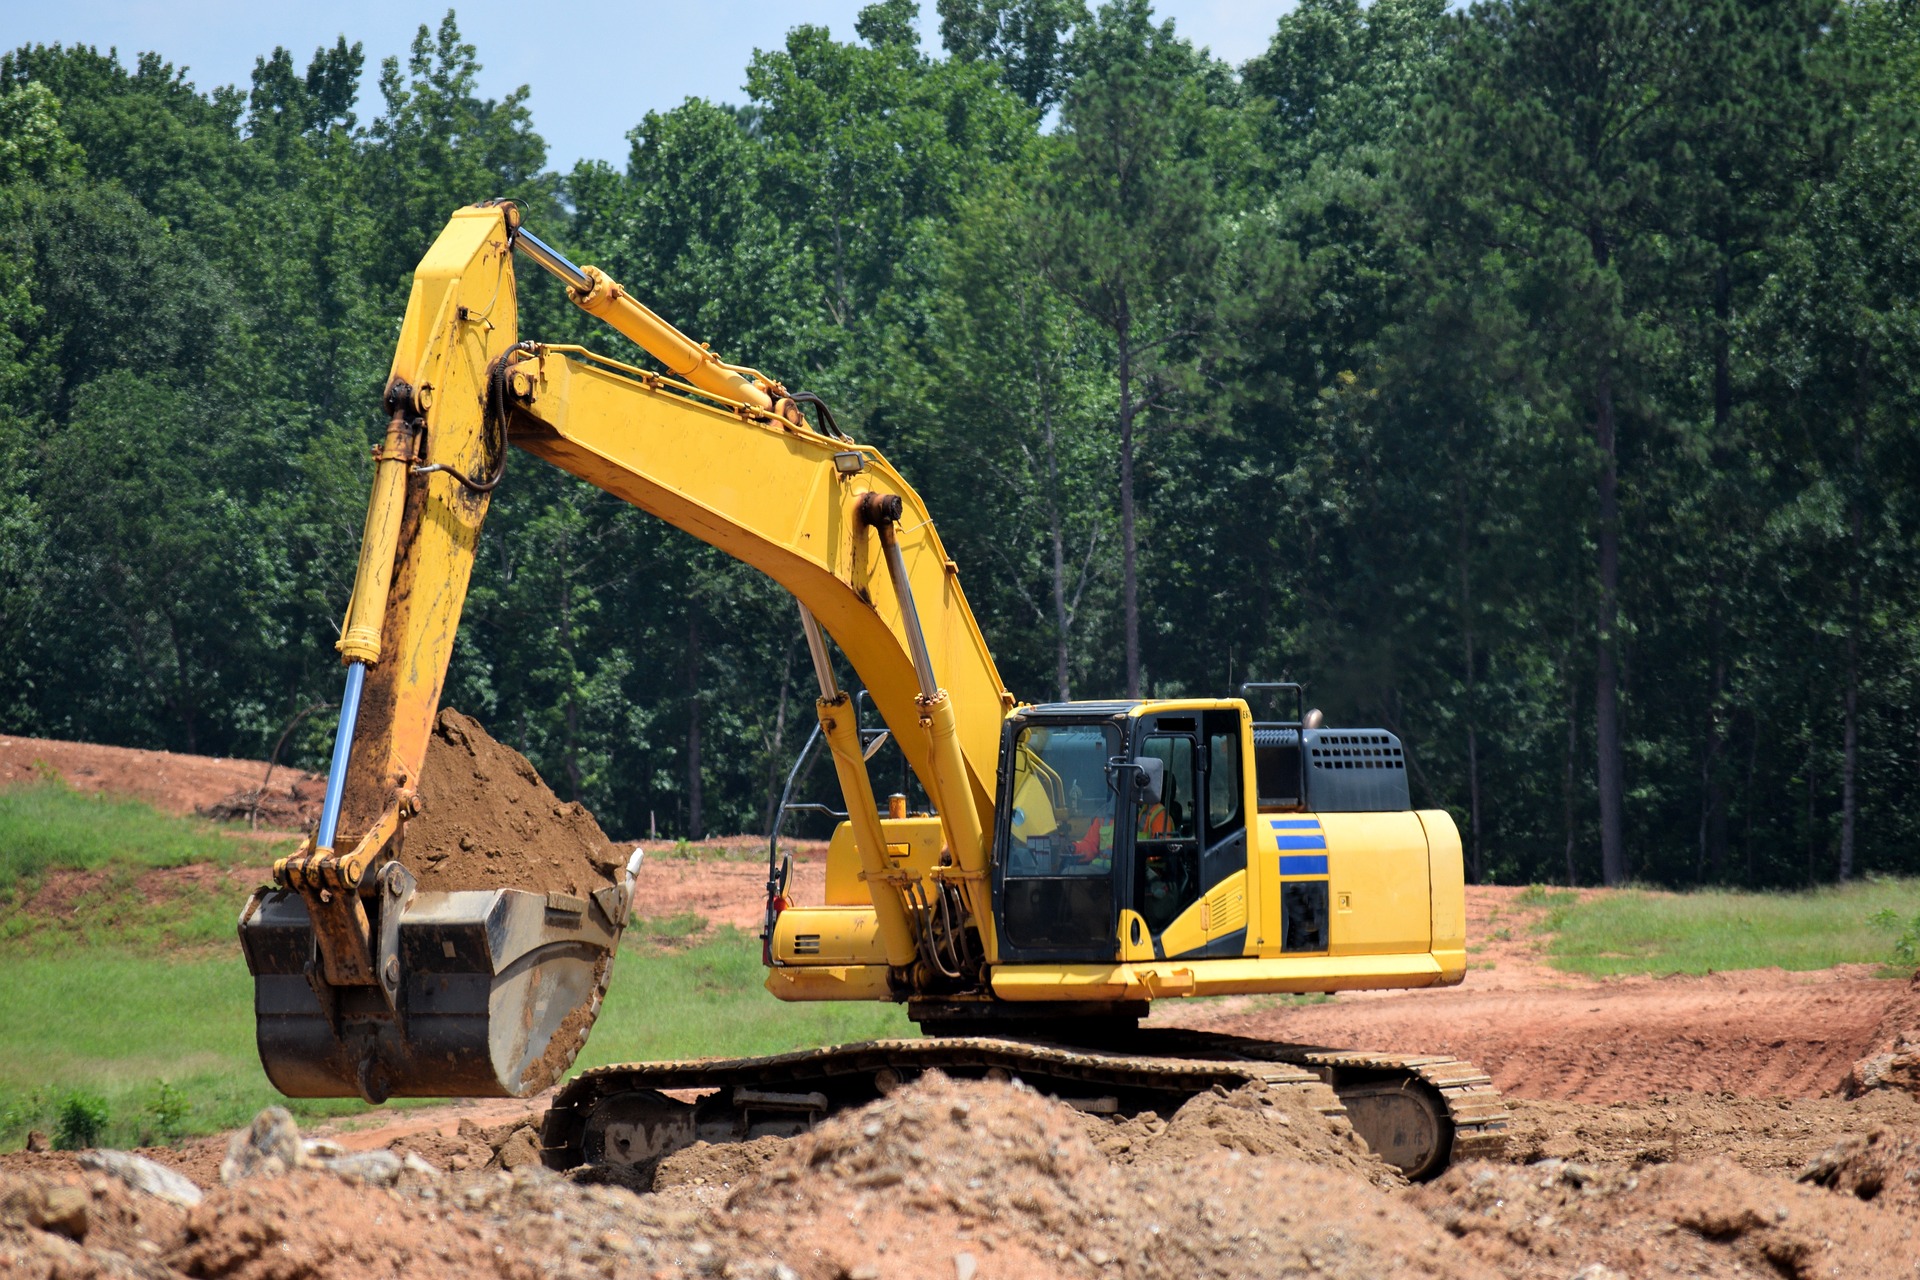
2;0;1917;887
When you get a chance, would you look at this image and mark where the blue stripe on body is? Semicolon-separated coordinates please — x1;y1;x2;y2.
1275;835;1327;850
1269;818;1322;830
1278;854;1329;876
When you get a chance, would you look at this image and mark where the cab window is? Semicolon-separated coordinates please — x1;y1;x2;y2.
1207;729;1240;832
1137;734;1196;840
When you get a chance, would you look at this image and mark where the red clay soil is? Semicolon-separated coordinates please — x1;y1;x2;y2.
404;709;625;898
0;733;323;829
17;861;265;920
632;847;826;932
1166;963;1902;1103
12;1075;1920;1280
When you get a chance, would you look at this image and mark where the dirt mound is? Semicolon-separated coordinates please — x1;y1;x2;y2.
405;709;624;896
1;1164;192;1277
1083;1080;1399;1185
1504;1090;1920;1175
1797;1125;1920;1213
20;1087;1920;1280
0;733;323;828
1842;971;1920;1098
652;1135;789;1191
722;1072;1465;1280
1415;1155;1920;1279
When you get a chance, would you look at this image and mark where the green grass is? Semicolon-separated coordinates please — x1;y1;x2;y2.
577;927;913;1070
0;951;377;1148
0;930;911;1149
1536;877;1920;977
0;780;266;892
0;780;911;1150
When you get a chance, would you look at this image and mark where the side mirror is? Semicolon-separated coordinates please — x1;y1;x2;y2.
1106;755;1167;798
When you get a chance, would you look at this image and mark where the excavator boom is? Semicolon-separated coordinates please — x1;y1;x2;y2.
241;202;1013;1100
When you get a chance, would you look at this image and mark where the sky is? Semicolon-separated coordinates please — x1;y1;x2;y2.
6;1;1295;172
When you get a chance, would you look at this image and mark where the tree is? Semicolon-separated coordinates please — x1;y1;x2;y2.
937;0;1086;112
1420;0;1831;884
1036;0;1227;697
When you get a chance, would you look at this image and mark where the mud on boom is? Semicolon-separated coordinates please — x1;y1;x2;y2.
239;201;1507;1180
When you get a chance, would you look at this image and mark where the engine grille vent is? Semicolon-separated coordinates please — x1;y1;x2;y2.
1308;734;1405;771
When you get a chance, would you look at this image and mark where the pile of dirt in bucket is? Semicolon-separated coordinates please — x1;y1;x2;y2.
405;709;627;897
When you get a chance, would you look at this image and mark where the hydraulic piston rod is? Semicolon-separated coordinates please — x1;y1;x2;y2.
510;222;791;418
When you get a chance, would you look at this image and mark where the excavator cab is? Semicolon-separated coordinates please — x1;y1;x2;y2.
991;702;1250;967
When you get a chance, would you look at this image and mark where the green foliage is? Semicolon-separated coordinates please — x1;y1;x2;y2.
147;1079;190;1140
1870;906;1920;966
0;781;253;894
0;924;906;1147
1538;878;1920;976
54;1092;107;1149
1;1;1919;887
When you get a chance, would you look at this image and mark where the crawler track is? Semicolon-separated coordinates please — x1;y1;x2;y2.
540;1030;1507;1179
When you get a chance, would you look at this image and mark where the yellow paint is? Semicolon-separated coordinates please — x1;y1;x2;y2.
1206;871;1248;942
1418;810;1468;985
1157;896;1208;960
814;694;916;966
770;905;890;966
1320;811;1432;956
1116;910;1154;962
823;817;947;905
990;952;1450;1003
764;963;894;1002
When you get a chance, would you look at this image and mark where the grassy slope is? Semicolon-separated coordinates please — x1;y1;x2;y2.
0;781;907;1149
1531;878;1920;976
0;781;250;890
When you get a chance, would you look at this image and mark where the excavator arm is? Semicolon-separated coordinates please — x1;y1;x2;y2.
242;202;1013;1100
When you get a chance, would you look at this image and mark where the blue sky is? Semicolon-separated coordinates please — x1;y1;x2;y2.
6;1;1296;171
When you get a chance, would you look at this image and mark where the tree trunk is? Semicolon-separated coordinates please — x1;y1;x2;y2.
1563;659;1580;888
1697;650;1726;882
1805;707;1819;887
1456;476;1482;884
686;607;703;841
560;569;582;802
1117;318;1140;698
1041;353;1072;702
1839;370;1867;882
1594;364;1626;886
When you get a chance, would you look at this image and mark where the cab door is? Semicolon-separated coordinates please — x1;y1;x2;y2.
1131;721;1205;958
991;719;1124;962
1199;710;1250;956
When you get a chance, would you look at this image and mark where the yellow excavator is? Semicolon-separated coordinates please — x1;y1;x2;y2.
238;202;1506;1179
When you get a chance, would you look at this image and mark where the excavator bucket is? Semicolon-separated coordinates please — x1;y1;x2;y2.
239;879;629;1101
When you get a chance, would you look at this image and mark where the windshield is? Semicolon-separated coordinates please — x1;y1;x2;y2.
1005;722;1120;876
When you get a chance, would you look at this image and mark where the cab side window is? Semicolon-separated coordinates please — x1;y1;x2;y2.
1207;729;1240;834
1139;734;1196;839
